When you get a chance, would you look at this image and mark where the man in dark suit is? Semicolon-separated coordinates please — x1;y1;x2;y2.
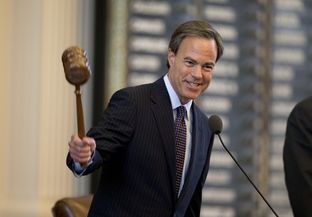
67;20;224;217
284;96;312;217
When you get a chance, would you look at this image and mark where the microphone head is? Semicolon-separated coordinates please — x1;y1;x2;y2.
62;46;91;85
208;114;223;134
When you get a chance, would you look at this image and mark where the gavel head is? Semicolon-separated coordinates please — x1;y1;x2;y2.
62;46;91;86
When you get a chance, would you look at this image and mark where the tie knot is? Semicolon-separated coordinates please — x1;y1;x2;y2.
177;106;186;119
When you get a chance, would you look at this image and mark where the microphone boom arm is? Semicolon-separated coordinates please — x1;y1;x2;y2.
216;133;279;217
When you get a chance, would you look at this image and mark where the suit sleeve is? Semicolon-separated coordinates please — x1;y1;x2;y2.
284;99;312;217
67;88;137;175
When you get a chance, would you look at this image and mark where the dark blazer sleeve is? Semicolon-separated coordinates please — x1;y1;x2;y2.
67;88;137;175
284;96;312;217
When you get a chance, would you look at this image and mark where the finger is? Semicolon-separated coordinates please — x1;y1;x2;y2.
69;134;83;149
71;154;90;164
70;149;92;162
69;151;80;162
89;139;96;152
77;157;91;164
68;142;82;154
71;145;92;156
82;137;96;152
78;144;92;152
74;150;92;163
71;134;81;143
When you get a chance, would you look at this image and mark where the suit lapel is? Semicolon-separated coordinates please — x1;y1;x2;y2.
179;104;209;200
150;78;176;200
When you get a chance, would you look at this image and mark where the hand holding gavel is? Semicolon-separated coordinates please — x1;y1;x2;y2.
68;135;96;167
62;46;95;167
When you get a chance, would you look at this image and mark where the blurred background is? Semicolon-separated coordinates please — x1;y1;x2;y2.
1;0;311;216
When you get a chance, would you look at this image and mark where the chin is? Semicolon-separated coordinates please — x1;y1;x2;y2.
182;95;197;103
186;92;200;99
181;90;201;101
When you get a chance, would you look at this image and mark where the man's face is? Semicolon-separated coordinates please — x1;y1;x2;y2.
167;36;218;104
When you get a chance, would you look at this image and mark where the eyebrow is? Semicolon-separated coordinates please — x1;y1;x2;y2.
183;57;215;67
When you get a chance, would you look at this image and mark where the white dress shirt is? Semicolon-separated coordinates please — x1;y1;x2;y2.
164;74;193;196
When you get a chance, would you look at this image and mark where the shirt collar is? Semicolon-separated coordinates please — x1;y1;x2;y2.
163;74;192;120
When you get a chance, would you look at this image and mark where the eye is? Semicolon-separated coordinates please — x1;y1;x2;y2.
203;64;214;72
184;60;195;67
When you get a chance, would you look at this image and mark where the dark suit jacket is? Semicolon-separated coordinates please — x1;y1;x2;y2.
284;96;312;217
67;77;215;217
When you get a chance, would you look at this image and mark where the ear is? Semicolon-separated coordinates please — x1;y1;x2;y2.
167;48;175;68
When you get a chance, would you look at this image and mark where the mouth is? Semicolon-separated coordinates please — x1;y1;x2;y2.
185;80;201;88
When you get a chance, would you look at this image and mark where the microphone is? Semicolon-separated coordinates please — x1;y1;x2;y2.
62;46;91;138
208;115;279;217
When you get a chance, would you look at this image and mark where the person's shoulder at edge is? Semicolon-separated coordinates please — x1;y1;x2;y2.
290;96;312;116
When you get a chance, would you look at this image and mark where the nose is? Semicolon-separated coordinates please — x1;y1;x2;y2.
191;65;203;79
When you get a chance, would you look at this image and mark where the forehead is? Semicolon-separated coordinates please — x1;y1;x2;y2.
177;36;218;62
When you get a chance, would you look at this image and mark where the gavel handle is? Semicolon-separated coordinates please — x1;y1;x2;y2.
75;85;88;168
75;85;85;138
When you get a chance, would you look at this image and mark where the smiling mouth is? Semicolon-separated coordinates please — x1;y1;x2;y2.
185;80;201;87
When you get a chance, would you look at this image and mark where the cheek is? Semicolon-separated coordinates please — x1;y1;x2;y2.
202;74;212;88
203;73;212;82
180;67;194;79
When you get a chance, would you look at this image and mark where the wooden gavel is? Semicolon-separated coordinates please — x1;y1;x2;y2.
62;46;91;139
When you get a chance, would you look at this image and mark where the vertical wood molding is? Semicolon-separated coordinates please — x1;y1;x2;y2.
1;0;42;216
0;0;94;216
38;0;93;215
0;0;13;210
38;0;77;204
